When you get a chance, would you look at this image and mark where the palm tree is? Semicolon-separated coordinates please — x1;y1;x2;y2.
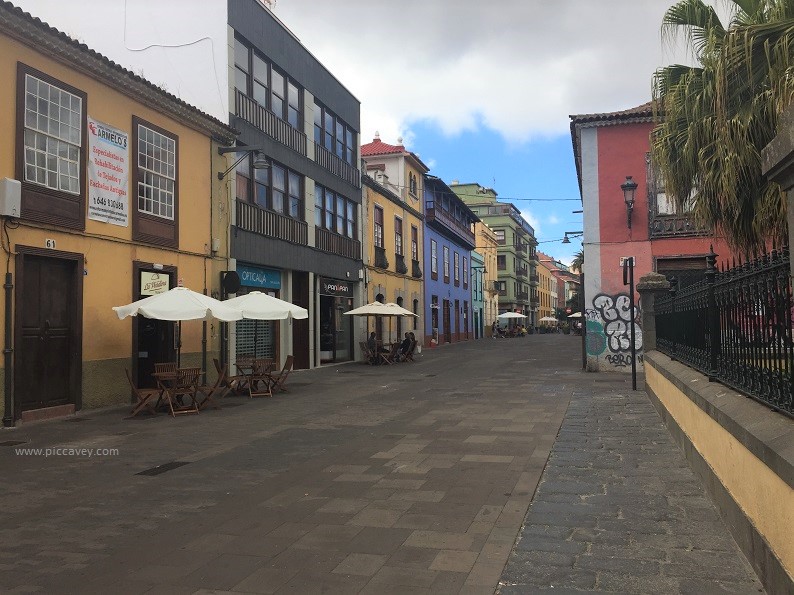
571;249;584;272
651;0;794;252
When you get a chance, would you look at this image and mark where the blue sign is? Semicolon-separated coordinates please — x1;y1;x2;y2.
237;264;281;290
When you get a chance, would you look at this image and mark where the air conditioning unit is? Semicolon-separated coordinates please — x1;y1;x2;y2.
0;178;21;218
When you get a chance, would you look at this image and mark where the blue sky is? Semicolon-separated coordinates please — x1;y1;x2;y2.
12;0;716;265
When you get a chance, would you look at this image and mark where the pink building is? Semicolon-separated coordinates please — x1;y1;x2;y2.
570;102;735;372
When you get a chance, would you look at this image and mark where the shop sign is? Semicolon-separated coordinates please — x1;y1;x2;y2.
319;277;353;297
238;264;281;289
140;271;170;296
87;117;129;226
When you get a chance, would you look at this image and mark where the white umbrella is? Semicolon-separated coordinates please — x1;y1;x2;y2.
344;302;417;344
539;316;558;323
223;291;308;358
567;312;583;318
497;312;527;319
224;291;308;320
113;287;242;366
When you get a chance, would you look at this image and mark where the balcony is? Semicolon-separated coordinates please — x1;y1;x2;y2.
236;200;307;245
530;296;539;307
498;289;507;297
234;90;307;156
315;228;361;260
425;201;475;247
314;143;361;188
529;274;539;285
517;291;529;301
411;259;422;279
516;266;528;278
649;213;709;238
395;254;409;275
374;246;389;269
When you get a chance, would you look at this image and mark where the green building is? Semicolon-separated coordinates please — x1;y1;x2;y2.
450;183;539;327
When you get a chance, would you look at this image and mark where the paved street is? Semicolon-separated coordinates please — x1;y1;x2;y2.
0;335;762;594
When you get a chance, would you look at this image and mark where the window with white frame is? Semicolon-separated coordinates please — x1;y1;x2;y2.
395;217;403;256
443;246;450;282
431;239;438;278
137;123;176;219
374;206;384;248
454;251;460;285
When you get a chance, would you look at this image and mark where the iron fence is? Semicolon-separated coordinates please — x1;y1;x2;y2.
655;246;792;416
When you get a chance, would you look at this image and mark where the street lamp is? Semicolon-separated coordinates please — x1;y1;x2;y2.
562;231;583;244
217;144;269;180
621;175;638;228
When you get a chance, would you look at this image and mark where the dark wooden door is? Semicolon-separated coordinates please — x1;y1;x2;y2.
15;254;79;411
442;300;451;343
292;272;309;369
454;300;460;340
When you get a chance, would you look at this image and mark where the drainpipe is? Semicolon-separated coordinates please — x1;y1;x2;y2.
3;218;13;427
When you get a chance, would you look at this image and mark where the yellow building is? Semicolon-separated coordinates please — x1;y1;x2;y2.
361;175;424;343
537;260;558;326
474;223;500;336
0;4;235;423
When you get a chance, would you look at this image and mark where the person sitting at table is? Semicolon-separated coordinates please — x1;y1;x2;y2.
396;332;412;361
367;332;387;364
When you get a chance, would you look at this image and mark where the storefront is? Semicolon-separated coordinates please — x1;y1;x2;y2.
133;264;176;389
235;263;281;360
318;277;354;364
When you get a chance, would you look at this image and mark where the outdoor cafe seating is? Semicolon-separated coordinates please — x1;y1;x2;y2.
154;366;201;416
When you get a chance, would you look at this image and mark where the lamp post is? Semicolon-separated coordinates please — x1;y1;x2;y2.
621;176;638;228
217;144;270;180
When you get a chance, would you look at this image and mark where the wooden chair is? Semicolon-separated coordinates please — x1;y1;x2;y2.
213;358;239;394
270;355;294;392
403;340;418;362
154;362;177;375
233;355;255;392
161;367;201;416
197;363;230;410
360;341;376;365
126;368;160;417
380;343;399;365
248;358;275;399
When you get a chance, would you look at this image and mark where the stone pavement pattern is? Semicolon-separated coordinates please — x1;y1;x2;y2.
499;377;765;594
0;335;762;594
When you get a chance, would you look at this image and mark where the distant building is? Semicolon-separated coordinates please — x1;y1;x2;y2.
474;222;500;336
450;183;539;326
538;252;581;319
536;259;558;326
470;251;485;338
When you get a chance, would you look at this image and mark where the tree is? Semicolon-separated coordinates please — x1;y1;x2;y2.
651;0;794;252
571;249;584;272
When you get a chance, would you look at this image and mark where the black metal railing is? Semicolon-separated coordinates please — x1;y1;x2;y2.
649;212;709;238
234;90;307;156
656;246;792;416
374;246;389;269
411;259;422;278
395;254;408;275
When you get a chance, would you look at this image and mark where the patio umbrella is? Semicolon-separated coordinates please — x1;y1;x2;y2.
344;301;417;343
539;316;558;323
113;286;243;366
223;291;308;358
567;312;583;318
497;312;527;319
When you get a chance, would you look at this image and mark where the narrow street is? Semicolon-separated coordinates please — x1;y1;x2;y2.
0;335;760;594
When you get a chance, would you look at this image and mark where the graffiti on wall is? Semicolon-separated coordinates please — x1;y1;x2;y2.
586;293;643;364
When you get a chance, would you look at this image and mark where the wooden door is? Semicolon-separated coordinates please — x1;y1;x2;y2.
442;300;451;343
15;251;81;412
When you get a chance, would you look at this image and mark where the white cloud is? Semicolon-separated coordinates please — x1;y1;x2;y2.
273;0;705;144
548;214;560;225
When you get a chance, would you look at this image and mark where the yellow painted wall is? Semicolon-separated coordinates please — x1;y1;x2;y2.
365;184;423;339
537;261;557;323
646;364;794;580
475;223;499;333
0;34;227;413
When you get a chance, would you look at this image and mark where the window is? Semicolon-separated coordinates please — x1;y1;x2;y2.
133;117;178;246
497;255;506;270
374;206;384;248
454;252;460;286
18;64;87;229
409;172;417;196
463;257;468;289
314;102;357;165
494;229;505;244
413;299;419;330
443;246;450;283
315;184;356;238
411;226;418;261
395;217;403;256
234;36;302;130
430;239;438;279
236;154;303;220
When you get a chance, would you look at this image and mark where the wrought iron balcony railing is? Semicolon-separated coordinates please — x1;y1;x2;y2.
395;254;408;275
649;212;709;238
374;246;389;269
411;259;422;279
516;267;528;278
234;90;307;156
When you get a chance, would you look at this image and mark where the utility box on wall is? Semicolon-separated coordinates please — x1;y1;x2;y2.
0;178;21;218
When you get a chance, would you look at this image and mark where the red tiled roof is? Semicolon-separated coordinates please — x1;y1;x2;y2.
569;101;654;125
361;138;405;157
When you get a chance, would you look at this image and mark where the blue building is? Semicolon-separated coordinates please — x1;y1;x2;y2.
423;176;480;346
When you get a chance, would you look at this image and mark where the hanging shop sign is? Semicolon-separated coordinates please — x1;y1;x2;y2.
319;277;353;297
87;117;129;226
237;264;281;289
140;271;170;296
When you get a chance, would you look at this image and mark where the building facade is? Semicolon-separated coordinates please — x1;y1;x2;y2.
0;2;236;421
470;251;485;338
570;102;735;372
536;259;558;326
474;221;499;337
451;182;539;325
361;174;424;345
228;0;363;369
423;176;479;347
